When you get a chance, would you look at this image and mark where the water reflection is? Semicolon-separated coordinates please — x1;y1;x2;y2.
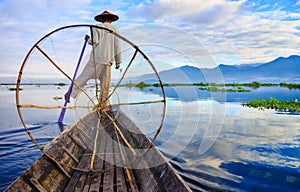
0;85;299;191
143;85;300;102
160;99;300;191
220;161;300;191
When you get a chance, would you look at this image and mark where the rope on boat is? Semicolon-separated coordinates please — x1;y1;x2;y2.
108;111;136;192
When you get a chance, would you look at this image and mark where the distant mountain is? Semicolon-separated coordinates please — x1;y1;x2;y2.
152;65;206;83
217;55;300;82
126;55;300;83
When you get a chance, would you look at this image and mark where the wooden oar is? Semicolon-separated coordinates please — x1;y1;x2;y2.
58;35;90;124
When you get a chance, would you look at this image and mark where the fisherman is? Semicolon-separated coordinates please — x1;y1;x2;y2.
65;11;122;110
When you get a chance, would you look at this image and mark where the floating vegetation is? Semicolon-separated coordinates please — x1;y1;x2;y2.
123;82;135;88
123;82;151;89
197;82;251;92
9;87;22;91
120;81;300;92
195;81;278;89
199;86;250;92
54;83;67;86
135;82;151;89
280;82;300;89
242;97;300;112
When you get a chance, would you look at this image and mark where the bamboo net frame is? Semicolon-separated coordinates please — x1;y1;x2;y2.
15;24;167;174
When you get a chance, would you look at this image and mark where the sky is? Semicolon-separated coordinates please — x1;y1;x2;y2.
1;0;300;81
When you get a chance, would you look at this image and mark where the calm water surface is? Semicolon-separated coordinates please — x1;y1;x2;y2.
0;85;299;191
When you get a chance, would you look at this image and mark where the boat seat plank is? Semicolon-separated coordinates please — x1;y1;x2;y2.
112;127;139;192
111;130;129;192
87;157;104;192
102;134;115;192
115;167;128;192
29;177;47;192
72;154;92;192
64;152;92;192
86;131;107;192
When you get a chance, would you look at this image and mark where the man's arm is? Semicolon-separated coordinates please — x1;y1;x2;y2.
88;28;99;45
114;28;122;69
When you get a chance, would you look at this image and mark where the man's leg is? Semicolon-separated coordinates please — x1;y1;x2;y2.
70;63;95;98
99;64;111;108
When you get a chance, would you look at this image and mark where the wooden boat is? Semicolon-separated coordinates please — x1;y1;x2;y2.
5;109;192;192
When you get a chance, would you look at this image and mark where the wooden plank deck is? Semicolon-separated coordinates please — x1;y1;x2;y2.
5;110;192;192
64;112;138;192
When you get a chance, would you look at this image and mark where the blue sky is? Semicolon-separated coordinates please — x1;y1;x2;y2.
0;0;300;79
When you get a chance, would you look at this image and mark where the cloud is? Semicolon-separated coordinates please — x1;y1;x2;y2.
0;0;96;80
0;0;92;24
124;0;300;65
1;0;300;82
120;23;217;70
206;23;300;64
127;0;245;24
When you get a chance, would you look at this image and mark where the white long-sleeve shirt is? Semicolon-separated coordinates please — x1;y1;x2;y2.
88;22;122;66
70;22;122;98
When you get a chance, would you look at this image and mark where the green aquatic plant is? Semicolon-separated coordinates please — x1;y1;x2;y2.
242;97;300;111
247;81;261;89
120;81;300;93
54;83;67;86
8;88;22;91
198;85;250;92
280;83;300;89
135;82;151;89
207;86;226;92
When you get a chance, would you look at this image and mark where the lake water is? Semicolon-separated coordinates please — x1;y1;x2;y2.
0;84;299;191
